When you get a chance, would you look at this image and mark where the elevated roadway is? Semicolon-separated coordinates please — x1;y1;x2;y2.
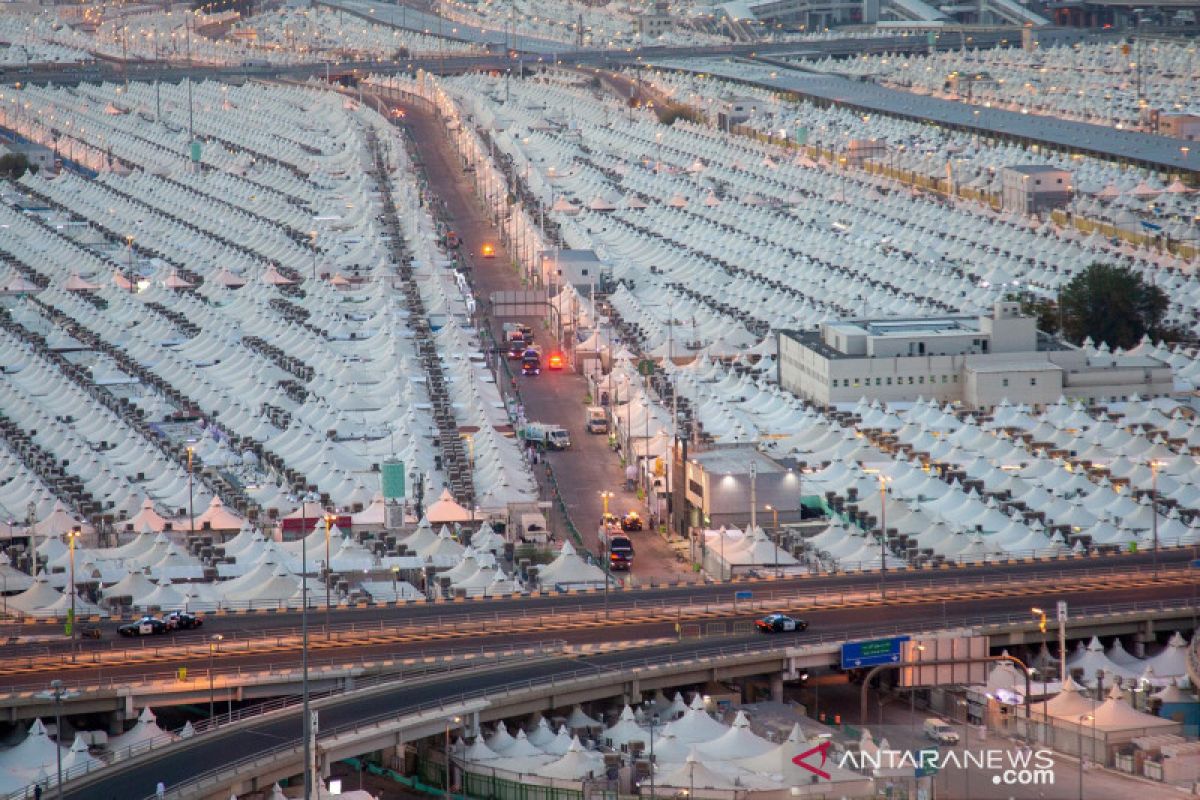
9;575;1190;800
47;584;1198;800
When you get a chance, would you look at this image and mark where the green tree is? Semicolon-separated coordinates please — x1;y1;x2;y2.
1007;292;1061;336
0;153;31;180
1058;262;1168;349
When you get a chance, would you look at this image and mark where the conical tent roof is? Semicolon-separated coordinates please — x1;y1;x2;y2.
462;736;501;761
501;729;543;758
6;572;65;615
1146;631;1190;677
564;705;603;730
537;736;603;779
1043;675;1097;718
696;710;772;759
0;719;60;774
659;751;737;789
538;541;606;586
195;497;245;531
486;721;517;754
664;706;728;744
526;718;557;748
542;726;575;756
1091;685;1177;731
112;707;174;749
605;705;648;748
426;489;472;524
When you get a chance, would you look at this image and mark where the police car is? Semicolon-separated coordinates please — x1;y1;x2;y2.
755;613;808;633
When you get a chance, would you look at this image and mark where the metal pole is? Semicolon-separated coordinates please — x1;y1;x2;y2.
749;461;757;531
208;641;215;722
1151;460;1159;579
879;476;887;600
53;683;63;800
302;530;311;800
68;527;78;661
187;447;195;540
325;515;332;640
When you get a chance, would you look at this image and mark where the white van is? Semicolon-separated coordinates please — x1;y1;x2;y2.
923;718;960;745
586;406;608;434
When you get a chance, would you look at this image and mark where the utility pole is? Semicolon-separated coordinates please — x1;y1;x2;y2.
749;461;757;531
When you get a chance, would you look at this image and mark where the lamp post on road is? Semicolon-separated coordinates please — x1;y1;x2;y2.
324;513;333;640
1078;713;1093;800
208;634;223;725
1032;606;1050;739
67;526;80;661
186;445;195;541
764;504;779;576
877;474;890;600
445;715;462;798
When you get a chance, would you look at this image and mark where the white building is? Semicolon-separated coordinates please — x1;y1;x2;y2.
1000;165;1073;215
777;301;1174;409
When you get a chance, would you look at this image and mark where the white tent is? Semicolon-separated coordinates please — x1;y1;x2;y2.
537;736;604;780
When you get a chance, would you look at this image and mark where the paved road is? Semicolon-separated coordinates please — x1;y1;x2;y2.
391;92;688;584
3;547;1194;646
10;576;1196;689
57;580;1198;800
654;56;1199;173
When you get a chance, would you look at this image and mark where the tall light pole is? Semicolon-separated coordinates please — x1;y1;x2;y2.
324;513;333;640
1078;713;1093;800
749;461;758;531
208;634;223;725
67;526;80;661
186;445;195;541
1032;607;1049;739
49;679;66;800
764;504;779;576
1150;459;1163;579
878;474;889;600
445;715;461;797
302;519;312;800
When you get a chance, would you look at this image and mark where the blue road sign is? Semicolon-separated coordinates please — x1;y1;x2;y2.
1191;559;1200;568
734;590;753;601
841;636;910;670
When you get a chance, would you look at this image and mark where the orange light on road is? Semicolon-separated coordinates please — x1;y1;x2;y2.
481;243;496;258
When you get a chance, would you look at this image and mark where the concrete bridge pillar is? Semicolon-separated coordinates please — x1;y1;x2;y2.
624;680;641;706
770;673;784;704
1136;620;1156;649
107;710;125;736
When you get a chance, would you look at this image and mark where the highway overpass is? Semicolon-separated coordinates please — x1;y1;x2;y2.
19;575;1195;799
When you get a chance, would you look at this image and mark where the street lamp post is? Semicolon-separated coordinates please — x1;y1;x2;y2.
324;513;333;640
50;679;66;800
302;521;312;800
445;715;461;798
1078;713;1093;800
764;504;779;575
1032;607;1049;741
1150;459;1162;579
186;445;195;541
878;475;889;600
208;634;223;725
67;526;80;661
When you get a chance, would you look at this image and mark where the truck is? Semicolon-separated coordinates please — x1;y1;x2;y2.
520;422;571;450
585;406;608;434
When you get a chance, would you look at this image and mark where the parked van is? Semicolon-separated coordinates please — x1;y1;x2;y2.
923;718;960;745
585;406;608;434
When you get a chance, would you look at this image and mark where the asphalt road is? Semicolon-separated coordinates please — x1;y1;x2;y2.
3;548;1194;650
59;580;1199;800
10;577;1197;689
393;91;687;583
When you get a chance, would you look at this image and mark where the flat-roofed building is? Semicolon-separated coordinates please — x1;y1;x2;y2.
778;301;1174;409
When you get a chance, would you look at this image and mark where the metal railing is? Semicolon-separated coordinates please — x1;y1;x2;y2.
138;594;1200;800
0;640;565;700
2;642;567;800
